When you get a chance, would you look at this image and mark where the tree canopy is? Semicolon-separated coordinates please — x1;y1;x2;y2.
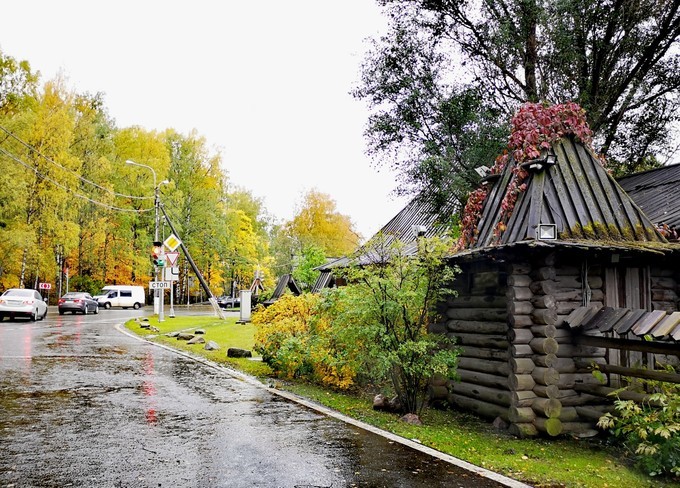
357;0;680;209
0;49;275;299
285;189;361;258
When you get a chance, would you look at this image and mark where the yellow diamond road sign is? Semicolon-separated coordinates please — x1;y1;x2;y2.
164;234;181;252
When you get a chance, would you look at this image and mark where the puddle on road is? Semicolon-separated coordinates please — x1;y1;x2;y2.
1;328;511;488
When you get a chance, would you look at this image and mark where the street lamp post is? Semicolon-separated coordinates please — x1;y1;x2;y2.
126;159;159;240
126;159;166;318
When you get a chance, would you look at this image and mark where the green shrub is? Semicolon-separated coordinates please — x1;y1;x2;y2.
251;291;371;389
252;294;319;378
252;236;461;415
597;369;680;478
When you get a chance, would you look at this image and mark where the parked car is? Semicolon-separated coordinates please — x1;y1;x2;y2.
58;292;99;315
217;295;240;309
0;288;48;321
93;285;145;309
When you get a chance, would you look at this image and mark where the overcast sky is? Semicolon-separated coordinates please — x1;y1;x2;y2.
1;0;409;240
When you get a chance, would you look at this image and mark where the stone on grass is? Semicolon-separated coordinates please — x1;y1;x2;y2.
227;348;252;358
177;333;194;341
204;341;220;351
187;336;206;345
400;413;422;425
166;332;180;338
139;323;150;329
372;394;402;413
194;329;206;335
493;417;509;431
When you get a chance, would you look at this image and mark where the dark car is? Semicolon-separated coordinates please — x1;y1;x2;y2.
217;295;240;309
58;292;99;315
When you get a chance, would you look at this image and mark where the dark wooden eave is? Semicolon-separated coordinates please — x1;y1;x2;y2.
449;238;678;264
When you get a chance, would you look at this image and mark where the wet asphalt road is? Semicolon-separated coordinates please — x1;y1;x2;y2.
0;306;516;488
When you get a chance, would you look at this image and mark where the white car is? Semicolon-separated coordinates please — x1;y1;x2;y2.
0;288;48;321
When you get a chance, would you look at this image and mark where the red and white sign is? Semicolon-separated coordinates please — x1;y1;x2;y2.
165;251;180;267
39;282;52;290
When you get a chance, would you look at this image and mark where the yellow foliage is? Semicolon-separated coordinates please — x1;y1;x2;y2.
285;189;361;256
252;293;360;390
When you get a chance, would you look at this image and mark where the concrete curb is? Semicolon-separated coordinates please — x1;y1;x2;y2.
116;323;533;488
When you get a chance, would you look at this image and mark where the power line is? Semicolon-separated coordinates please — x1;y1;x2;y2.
0;123;154;201
0;147;153;214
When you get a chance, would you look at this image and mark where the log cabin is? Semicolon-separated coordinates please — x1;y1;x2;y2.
432;135;680;437
316;98;680;438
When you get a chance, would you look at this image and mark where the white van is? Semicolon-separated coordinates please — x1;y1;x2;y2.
94;285;146;310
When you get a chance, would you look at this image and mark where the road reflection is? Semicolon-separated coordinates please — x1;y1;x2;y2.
142;350;158;425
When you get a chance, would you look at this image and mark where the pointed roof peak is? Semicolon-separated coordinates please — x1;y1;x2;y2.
458;103;666;251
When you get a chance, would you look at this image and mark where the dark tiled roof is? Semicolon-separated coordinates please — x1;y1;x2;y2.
617;163;680;229
263;274;301;304
370;193;457;247
310;271;335;293
470;137;665;249
566;305;680;342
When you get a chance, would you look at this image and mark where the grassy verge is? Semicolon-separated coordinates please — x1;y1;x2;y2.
125;316;675;488
128;314;271;378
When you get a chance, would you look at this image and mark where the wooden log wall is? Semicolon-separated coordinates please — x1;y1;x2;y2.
650;267;679;312
648;266;679;370
525;254;606;437
437;263;517;427
431;251;680;439
505;261;539;437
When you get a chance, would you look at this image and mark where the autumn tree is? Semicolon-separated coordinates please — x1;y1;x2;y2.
222;188;274;294
291;245;326;291
285;189;361;258
112;126;170;285
0;49;277;299
5;78;82;288
69;92;117;284
354;16;508;213
162;130;227;300
0;49;37;115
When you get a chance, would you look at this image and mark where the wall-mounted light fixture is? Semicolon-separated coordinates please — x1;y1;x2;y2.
537;223;557;240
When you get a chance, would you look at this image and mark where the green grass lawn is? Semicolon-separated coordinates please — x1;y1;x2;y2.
125;315;677;488
128;314;271;378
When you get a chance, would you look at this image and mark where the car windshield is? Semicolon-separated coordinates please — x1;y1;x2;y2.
62;293;84;298
3;289;33;297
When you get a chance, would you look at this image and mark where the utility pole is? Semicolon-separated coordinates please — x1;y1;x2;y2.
160;204;225;319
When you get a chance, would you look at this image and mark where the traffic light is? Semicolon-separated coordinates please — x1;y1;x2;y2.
151;241;165;267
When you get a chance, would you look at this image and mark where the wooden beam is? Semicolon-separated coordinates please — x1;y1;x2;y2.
572;334;680;356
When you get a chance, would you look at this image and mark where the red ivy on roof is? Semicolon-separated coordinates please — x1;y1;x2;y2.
457;102;596;250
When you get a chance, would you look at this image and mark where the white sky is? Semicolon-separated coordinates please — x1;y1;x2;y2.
1;0;409;240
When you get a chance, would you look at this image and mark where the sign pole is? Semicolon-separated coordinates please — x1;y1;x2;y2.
169;282;175;318
159;251;165;322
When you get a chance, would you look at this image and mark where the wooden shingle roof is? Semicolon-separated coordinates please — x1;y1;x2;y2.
470;136;665;249
617;163;680;230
